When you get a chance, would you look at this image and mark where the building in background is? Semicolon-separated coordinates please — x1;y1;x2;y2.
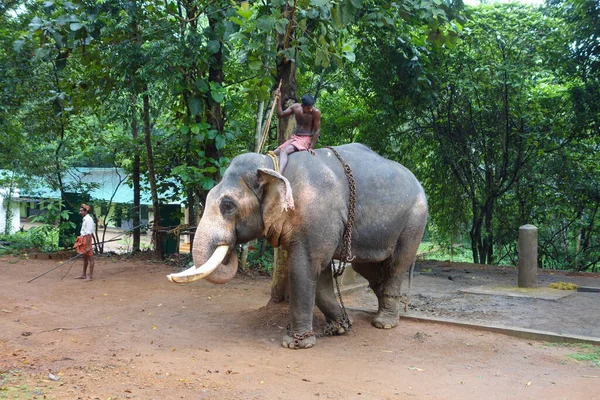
0;187;21;235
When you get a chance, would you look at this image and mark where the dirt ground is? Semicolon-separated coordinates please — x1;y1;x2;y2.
1;254;599;400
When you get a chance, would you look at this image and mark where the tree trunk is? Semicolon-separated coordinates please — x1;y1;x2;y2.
270;2;298;303
205;13;224;183
127;0;141;252
254;100;265;153
470;202;482;264
142;88;162;258
131;95;141;252
483;200;494;264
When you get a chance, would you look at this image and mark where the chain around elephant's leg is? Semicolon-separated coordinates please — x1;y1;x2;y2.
323;318;351;336
282;328;316;349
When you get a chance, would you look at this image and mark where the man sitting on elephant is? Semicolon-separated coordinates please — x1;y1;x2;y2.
273;88;321;174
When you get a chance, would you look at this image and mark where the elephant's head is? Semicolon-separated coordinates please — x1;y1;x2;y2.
167;153;294;285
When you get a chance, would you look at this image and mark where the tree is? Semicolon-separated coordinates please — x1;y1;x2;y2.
422;4;573;264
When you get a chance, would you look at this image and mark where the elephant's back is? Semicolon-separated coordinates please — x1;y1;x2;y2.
285;144;426;257
288;143;425;212
320;144;422;196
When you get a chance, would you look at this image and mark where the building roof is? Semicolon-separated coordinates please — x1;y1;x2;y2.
0;168;182;205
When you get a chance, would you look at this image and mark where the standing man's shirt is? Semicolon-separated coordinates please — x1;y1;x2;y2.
81;214;95;236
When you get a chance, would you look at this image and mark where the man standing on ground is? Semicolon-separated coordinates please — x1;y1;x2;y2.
74;204;95;281
273;89;321;174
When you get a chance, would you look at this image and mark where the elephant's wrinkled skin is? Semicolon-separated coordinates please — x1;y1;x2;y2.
170;143;427;349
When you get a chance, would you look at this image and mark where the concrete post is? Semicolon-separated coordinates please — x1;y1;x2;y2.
518;224;538;288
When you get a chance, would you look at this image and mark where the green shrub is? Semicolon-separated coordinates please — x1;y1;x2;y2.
0;227;59;255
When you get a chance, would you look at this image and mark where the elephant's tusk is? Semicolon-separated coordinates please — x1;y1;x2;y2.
166;245;229;284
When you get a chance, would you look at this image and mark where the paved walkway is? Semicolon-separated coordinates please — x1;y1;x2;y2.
343;262;600;343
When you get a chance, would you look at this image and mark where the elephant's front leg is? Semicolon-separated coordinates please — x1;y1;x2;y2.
281;247;318;349
315;267;351;336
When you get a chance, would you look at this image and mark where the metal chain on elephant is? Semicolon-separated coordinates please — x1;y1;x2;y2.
286;324;316;343
326;146;357;271
325;146;357;332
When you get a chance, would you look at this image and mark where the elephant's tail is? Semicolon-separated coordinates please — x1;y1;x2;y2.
405;259;416;313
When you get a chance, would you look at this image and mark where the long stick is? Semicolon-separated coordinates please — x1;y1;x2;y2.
27;223;148;283
27;253;83;283
259;80;282;153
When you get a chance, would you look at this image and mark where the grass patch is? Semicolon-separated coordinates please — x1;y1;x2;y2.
417;241;474;263
545;342;600;367
0;369;51;399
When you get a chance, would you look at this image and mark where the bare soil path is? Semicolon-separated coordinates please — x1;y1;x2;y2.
1;255;599;400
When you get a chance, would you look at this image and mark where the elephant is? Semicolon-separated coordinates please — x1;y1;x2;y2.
167;143;428;349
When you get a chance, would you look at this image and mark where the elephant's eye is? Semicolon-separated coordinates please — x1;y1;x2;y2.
220;198;237;216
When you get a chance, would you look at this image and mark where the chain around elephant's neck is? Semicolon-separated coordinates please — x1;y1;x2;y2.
325;146;356;332
326;146;356;270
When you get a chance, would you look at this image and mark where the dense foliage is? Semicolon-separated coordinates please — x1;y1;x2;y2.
0;0;597;271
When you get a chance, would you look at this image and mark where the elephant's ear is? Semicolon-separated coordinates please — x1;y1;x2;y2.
256;168;295;212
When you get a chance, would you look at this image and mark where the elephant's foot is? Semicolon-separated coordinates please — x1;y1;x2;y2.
323;318;351;336
281;332;316;349
372;314;399;329
373;294;401;329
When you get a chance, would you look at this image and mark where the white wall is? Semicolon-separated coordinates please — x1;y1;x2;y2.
0;188;21;235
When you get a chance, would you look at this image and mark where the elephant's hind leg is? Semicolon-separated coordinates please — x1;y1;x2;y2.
373;260;405;329
370;203;427;329
352;261;402;329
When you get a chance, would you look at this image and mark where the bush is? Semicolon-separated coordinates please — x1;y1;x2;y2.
0;227;59;255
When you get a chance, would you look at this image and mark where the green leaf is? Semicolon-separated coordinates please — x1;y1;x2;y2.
30;17;43;30
194;79;209;93
201;177;216;190
249;60;263;70
256;16;276;31
55;53;68;71
215;134;226;150
13;40;24;52
237;3;254;20
343;51;355;62
211;90;224;103
179;125;189;134
207;40;220;54
230;16;244;26
210;82;225;103
187;96;203;116
70;22;83;31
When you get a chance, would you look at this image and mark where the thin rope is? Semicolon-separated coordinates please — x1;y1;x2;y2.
267;151;280;172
